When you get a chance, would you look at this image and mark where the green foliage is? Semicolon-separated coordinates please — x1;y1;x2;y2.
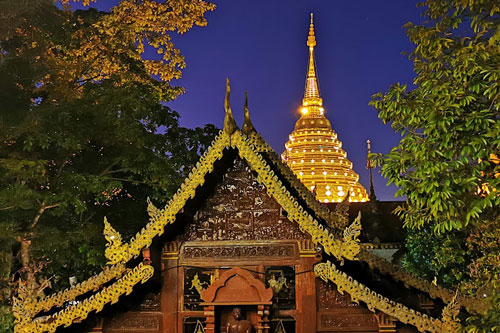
402;227;470;289
370;0;500;233
0;0;217;308
462;217;500;332
371;1;500;330
0;304;14;333
0;223;15;333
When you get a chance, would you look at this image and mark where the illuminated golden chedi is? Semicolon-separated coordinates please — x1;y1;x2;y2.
282;14;369;203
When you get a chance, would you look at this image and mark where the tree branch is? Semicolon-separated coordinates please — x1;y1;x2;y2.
98;160;121;177
30;202;60;230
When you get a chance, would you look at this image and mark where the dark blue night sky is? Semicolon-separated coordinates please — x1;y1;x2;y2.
77;1;425;200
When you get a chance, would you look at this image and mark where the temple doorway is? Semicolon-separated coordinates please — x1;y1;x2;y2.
200;267;273;333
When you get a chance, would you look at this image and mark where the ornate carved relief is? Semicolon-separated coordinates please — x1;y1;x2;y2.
182;244;295;259
319;313;378;330
106;313;161;331
137;292;161;312
318;280;359;309
180;159;309;242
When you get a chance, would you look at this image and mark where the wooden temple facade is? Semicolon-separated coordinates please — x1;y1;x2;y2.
13;81;487;333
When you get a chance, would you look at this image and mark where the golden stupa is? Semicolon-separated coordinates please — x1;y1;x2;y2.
282;14;369;203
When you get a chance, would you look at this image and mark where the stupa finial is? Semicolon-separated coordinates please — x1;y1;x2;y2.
224;78;237;134
307;13;316;48
303;13;321;104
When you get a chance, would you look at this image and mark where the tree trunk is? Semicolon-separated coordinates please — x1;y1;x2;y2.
18;237;38;296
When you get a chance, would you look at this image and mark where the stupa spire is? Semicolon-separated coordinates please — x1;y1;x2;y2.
282;15;369;203
304;13;322;106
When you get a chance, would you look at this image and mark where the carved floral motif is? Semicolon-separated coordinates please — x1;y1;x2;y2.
182;244;295;259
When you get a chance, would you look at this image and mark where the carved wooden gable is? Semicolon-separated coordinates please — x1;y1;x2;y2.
180;157;309;242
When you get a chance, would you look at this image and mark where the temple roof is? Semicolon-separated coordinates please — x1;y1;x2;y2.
13;86;487;333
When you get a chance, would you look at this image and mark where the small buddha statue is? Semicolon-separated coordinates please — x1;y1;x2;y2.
225;307;251;333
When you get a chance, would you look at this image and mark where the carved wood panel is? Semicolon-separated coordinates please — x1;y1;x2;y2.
318;279;359;309
180;158;309;242
318;313;378;331
136;292;160;312
104;312;162;332
182;244;295;259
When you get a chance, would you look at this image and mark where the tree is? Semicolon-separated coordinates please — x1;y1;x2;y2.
370;0;499;330
0;0;217;329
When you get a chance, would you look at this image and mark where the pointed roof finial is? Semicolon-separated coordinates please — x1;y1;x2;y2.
242;91;255;135
307;13;316;48
303;13;321;104
366;139;377;202
224;78;237;134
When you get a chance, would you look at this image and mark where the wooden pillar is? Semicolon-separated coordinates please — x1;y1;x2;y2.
263;305;271;333
204;305;215;333
256;304;271;333
297;240;319;333
256;304;264;333
162;242;179;333
376;312;397;333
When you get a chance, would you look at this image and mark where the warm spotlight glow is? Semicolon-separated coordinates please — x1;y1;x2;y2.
301;107;308;115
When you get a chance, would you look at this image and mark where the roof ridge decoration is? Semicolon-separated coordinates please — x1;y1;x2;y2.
13;263;125;320
14;263;153;333
357;248;488;314
100;127;362;265
314;261;461;333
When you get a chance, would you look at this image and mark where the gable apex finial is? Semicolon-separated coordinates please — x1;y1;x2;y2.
224;77;238;134
242;91;255;135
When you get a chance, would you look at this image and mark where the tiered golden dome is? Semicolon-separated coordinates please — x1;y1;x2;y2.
281;14;369;203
